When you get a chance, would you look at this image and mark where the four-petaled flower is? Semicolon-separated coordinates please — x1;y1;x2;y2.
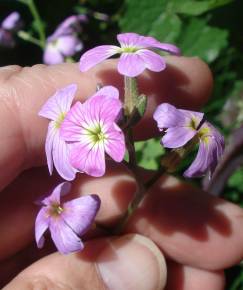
79;32;180;77
60;86;125;177
0;12;22;47
153;103;224;178
43;15;86;65
39;84;77;180
35;182;100;254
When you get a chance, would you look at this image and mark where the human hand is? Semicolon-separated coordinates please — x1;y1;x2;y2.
0;57;242;290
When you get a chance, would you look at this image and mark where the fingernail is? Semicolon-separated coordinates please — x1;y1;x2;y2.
97;234;167;290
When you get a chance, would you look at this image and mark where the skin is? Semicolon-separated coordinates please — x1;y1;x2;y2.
0;57;242;289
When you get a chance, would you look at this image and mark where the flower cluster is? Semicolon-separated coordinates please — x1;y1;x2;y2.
43;15;87;65
36;32;224;255
39;85;125;179
0;12;22;47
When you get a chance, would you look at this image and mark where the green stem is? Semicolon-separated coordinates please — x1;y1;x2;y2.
20;0;46;48
17;30;43;47
124;76;138;117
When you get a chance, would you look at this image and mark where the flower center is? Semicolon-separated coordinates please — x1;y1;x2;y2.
198;125;211;144
55;112;66;128
86;123;107;144
50;203;63;216
189;117;198;130
120;46;139;53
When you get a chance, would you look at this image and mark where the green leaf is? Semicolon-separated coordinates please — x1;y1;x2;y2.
178;18;228;63
149;12;182;43
169;0;233;16
119;0;167;34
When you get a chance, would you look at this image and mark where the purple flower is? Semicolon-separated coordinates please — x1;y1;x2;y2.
153;103;224;178
35;182;100;254
43;15;86;65
0;12;22;47
79;32;180;77
39;84;77;180
60;86;125;177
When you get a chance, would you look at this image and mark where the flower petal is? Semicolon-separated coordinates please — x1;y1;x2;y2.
117;52;145;77
184;141;209;178
2;12;22;31
153;103;188;130
62;194;100;235
39;84;77;121
137;49;166;73
43;44;64;65
49;217;84;254
70;141;106;177
162;126;197;148
42;182;71;206
117;33;180;55
105;124;125;162
35;207;49;248
52;130;76;180
45;122;56;175
57;35;83;56
79;45;119;72
92;85;119;100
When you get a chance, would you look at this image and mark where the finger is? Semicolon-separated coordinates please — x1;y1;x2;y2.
3;234;166;290
0;57;212;189
126;174;243;270
165;260;225;290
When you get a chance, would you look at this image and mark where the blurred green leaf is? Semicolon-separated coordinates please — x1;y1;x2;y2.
149;12;182;42
135;138;164;170
119;0;167;34
169;0;233;16
178;18;228;62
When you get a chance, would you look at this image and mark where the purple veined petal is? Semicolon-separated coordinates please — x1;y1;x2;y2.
49;217;84;254
57;35;83;56
117;33;159;49
52;130;77;181
35;207;49;248
179;109;204;129
137;49;166;73
153;103;188;130
79;45;119;72
92;85;119;100
150;41;181;55
84;94;122;125
70;141;106;177
43;43;64;65
45;122;56;175
61;102;85;142
2;12;22;31
39;84;77;121
62;194;100;236
42;182;71;206
105;123;125;162
162;126;197;148
117;52;145;77
184;141;209;178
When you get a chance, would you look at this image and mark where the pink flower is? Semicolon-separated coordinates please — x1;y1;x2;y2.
79;32;180;77
0;12;22;47
60;86;125;177
39;84;77;180
35;182;100;254
153;103;224;178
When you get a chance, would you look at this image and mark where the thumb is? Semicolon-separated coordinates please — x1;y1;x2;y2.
3;234;167;290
